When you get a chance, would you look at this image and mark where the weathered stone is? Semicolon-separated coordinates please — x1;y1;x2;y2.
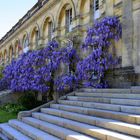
1;88;140;139
122;0;133;67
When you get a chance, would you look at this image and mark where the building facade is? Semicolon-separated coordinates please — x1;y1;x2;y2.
0;0;139;87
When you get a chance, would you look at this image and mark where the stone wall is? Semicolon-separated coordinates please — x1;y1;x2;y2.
105;0;140;87
0;90;22;105
0;0;140;88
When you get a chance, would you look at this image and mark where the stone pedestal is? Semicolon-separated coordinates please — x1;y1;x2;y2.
106;67;135;88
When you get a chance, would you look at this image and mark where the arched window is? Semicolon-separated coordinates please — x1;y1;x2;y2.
58;4;74;36
66;7;72;32
9;46;13;62
42;17;54;43
31;27;39;49
15;40;22;58
48;21;53;41
4;50;7;64
35;30;39;47
22;35;29;53
23;36;28;48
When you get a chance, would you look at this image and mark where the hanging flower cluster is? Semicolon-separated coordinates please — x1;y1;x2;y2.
77;16;122;88
54;74;77;93
53;43;79;93
0;40;59;93
0;60;16;90
60;45;79;73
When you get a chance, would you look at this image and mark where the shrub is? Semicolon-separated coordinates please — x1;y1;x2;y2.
0;78;9;91
18;91;43;109
0;103;25;114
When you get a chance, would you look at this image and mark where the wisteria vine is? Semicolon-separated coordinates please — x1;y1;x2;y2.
0;16;122;95
77;16;122;88
0;40;79;96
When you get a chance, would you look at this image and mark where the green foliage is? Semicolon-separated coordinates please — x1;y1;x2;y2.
18;91;43;110
0;109;17;123
0;103;25;114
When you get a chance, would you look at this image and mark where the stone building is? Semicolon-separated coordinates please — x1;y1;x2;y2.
0;0;139;87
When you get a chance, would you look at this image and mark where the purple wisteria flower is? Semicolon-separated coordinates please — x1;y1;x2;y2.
76;16;122;88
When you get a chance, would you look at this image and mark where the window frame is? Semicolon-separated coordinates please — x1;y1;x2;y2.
48;21;53;41
94;0;100;19
66;8;73;32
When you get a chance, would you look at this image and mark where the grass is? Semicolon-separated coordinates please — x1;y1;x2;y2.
0;109;17;123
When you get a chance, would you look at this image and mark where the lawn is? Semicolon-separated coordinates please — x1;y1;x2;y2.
0;109;17;123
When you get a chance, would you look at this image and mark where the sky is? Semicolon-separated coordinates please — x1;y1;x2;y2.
0;0;37;39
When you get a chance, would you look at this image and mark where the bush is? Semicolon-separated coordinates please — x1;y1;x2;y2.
0;78;9;91
0;103;25;114
18;91;43;110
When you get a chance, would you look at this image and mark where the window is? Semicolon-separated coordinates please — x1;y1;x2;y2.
94;0;105;19
94;0;100;19
95;0;99;11
66;8;72;32
23;37;28;48
48;21;53;41
23;37;29;53
9;47;14;62
35;30;39;48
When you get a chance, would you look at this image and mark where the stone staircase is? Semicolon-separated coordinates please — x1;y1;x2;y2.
1;88;140;140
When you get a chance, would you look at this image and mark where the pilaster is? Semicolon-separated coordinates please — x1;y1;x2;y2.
105;0;114;16
122;0;133;67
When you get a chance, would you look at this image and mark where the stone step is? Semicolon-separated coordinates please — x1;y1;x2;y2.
0;133;9;140
67;96;140;106
78;88;131;93
9;119;60;140
57;100;140;115
58;100;121;111
0;123;31;140
32;112;139;140
22;117;97;140
79;88;140;94
131;87;140;93
41;108;140;137
75;92;140;99
56;101;140;124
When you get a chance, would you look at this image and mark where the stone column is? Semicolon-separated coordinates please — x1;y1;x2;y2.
133;3;140;71
105;0;114;16
122;0;133;67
